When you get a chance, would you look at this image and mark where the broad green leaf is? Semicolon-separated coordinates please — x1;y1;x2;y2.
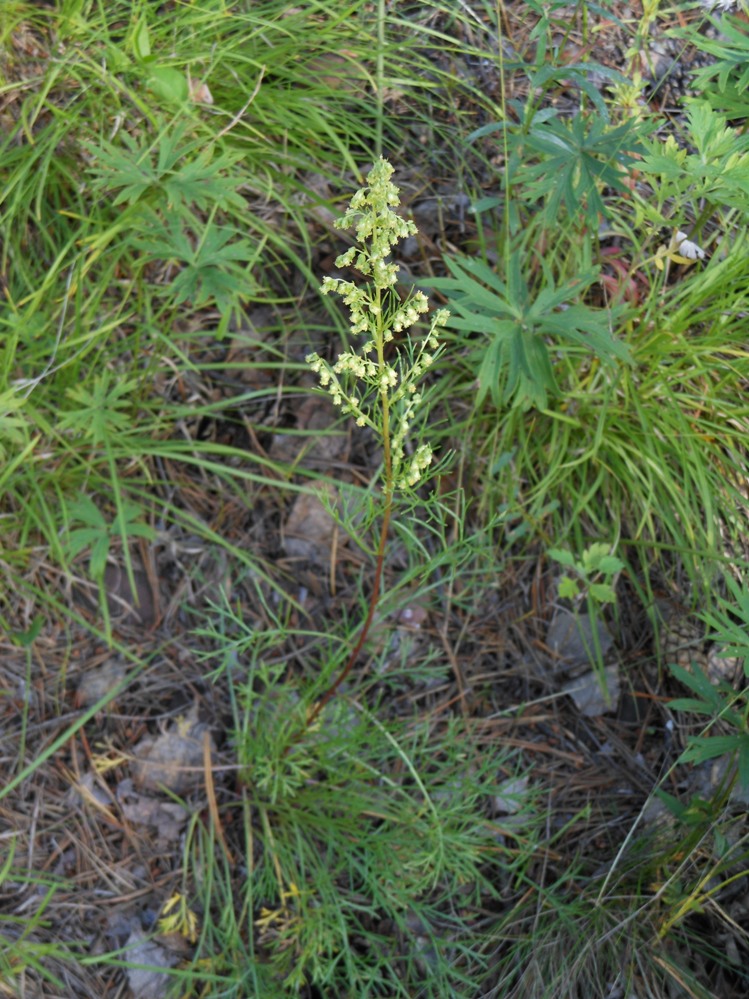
581;543;613;571
558;577;580;600
431;254;629;410
67;496;155;579
670;663;722;703
68;496;108;529
680;734;744;764
131;17;151;60
67;527;106;557
548;549;577;569
589;583;616;603
147;66;189;105
596;556;625;575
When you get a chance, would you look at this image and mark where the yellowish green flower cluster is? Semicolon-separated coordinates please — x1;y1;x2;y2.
307;158;448;491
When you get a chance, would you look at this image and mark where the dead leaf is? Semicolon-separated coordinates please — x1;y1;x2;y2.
492;776;529;816
562;665;620;717
123;929;178;999
283;483;345;565
117;778;189;843
76;658;127;707
397;604;429;630
270;396;348;468
10;25;48;59
103;559;157;628
132;706;214;794
547;608;614;674
72;551;158;629
66;771;119;826
304;50;367;93
411;193;472;239
189;78;213;104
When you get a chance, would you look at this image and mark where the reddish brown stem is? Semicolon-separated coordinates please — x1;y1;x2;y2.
306;493;393;727
306;282;395;729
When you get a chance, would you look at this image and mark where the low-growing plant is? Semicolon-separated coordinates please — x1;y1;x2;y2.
681;4;749;118
669;663;749;792
0;846;71;995
193;601;531;997
549;541;625;607
666;571;749;794
429;251;631;411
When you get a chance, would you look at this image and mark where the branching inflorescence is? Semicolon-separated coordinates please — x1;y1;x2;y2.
307;157;448;494
305;158;448;721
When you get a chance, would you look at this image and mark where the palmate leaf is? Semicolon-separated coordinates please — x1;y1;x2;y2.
669;663;743;729
679;733;746;766
135;214;259;312
86;124;244;211
678;732;749;794
669;663;724;712
59;372;139;446
520;112;644;225
430;254;630;410
67;496;155;578
84;130;159;206
526;61;631;118
161;146;245;212
700;574;749;677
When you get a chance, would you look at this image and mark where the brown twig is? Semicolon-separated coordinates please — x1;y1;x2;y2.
203;729;234;865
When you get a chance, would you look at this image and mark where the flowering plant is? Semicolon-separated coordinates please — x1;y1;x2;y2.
306;158;447;721
307;158;448;492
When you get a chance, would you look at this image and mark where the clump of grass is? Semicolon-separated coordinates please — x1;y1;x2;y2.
431;33;749;597
0;846;73;996
0;0;391;634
